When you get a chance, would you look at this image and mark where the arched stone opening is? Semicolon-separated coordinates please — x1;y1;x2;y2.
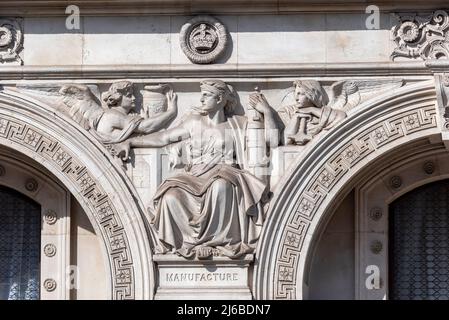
254;80;441;299
0;88;154;299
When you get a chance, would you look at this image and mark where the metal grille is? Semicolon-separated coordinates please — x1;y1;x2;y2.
0;186;40;300
390;180;449;300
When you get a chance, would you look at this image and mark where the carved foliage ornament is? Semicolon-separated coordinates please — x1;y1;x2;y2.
0;18;23;65
391;10;449;60
180;15;228;64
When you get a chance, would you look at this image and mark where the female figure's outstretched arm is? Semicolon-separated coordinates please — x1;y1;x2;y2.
115;122;190;160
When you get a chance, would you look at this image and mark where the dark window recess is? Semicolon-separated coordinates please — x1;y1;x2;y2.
0;186;41;300
390;180;449;300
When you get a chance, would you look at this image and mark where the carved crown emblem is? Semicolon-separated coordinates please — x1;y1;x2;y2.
189;24;217;53
180;15;228;64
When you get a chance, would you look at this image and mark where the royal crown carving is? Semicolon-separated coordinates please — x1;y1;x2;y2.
180;15;228;64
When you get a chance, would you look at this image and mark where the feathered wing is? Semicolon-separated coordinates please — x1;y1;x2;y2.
58;84;103;129
16;83;103;129
328;79;404;112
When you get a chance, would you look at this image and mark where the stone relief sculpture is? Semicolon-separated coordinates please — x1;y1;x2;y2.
16;81;178;154
277;79;404;145
279;80;346;145
0;18;23;65
59;81;177;144
391;10;449;60
115;80;279;259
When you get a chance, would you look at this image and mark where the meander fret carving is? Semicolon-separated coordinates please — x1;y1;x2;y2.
391;10;449;60
274;105;437;299
0;18;23;65
0;114;134;299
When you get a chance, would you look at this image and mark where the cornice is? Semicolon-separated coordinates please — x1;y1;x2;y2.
0;62;431;81
0;0;447;16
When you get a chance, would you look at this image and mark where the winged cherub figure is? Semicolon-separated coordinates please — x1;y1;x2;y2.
278;79;403;145
59;81;177;144
279;80;346;145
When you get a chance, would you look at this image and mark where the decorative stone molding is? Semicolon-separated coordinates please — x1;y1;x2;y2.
370;240;383;254
43;278;57;292
0;1;446;16
391;10;449;60
254;81;439;299
179;15;228;64
0;18;23;65
369;207;383;221
44;244;57;257
44;209;57;225
423;160;435;174
0;62;433;80
389;175;402;189
25;177;38;192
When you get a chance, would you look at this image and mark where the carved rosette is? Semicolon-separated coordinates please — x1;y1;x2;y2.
44;244;57;257
391;10;449;60
0;18;23;65
43;278;57;292
179;15;228;64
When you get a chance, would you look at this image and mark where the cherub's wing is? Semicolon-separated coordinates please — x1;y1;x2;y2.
329;79;404;112
57;84;103;128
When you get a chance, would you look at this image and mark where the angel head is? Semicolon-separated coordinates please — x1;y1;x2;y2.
199;79;237;116
102;81;136;114
292;80;328;109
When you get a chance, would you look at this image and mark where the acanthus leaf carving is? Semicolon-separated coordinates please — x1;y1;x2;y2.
391;10;449;61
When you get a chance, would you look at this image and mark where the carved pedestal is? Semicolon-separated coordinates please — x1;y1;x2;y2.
154;254;254;300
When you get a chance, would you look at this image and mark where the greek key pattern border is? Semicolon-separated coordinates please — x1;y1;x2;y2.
0;115;135;299
274;106;437;299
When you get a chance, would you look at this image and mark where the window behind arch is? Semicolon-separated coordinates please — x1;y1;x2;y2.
389;179;449;300
0;186;41;300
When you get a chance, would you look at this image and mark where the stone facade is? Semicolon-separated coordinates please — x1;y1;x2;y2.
0;1;449;300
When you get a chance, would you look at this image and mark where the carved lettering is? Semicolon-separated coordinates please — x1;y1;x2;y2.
165;272;239;283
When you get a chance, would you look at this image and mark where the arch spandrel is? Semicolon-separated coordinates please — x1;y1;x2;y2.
254;80;441;299
0;87;154;300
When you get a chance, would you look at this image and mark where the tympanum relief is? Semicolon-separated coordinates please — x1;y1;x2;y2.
8;78;406;260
